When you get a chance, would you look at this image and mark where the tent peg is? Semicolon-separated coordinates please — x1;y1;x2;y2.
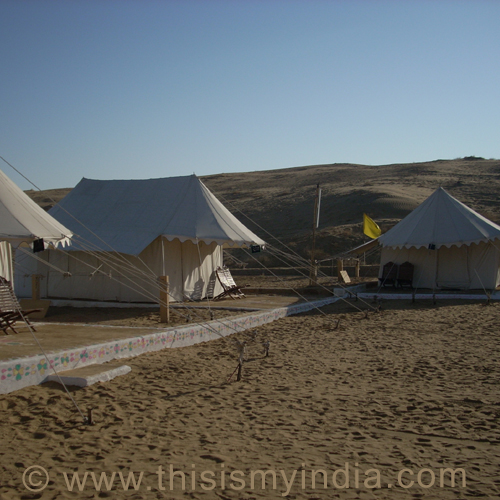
86;408;94;425
263;341;270;357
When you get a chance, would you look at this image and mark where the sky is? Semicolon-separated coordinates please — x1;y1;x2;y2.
1;0;499;190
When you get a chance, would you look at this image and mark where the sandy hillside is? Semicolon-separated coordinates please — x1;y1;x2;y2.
0;298;499;499
26;157;500;262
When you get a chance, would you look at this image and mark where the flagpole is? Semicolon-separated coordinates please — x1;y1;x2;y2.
309;184;321;286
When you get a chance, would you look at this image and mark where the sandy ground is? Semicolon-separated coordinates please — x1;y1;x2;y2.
0;298;499;499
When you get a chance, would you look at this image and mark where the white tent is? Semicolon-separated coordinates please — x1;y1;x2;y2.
378;187;500;290
0;167;72;282
16;175;265;302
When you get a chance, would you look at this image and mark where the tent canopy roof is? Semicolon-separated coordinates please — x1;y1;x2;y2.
50;174;265;255
0;168;72;248
379;187;500;249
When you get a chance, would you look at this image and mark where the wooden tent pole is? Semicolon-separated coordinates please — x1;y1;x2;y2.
336;259;344;281
159;275;170;323
309;184;321;286
31;274;41;301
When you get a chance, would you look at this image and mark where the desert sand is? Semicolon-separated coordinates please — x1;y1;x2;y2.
1;297;499;499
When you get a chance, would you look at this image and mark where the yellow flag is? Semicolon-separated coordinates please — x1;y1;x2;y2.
363;213;381;239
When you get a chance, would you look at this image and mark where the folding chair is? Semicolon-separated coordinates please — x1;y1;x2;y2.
213;266;246;300
0;277;40;334
379;261;398;288
397;261;414;288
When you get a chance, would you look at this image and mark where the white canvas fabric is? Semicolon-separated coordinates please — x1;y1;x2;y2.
0;241;13;282
0;167;72;248
49;174;265;254
379;242;500;290
378;188;500;290
17;238;223;302
379;187;500;249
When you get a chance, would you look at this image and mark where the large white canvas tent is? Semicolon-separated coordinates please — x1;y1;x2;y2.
16;175;265;302
0;167;72;283
378;187;500;290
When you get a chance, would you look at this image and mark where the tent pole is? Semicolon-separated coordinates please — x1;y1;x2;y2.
433;247;439;302
31;275;41;300
309;184;321;286
161;236;165;277
159;275;170;323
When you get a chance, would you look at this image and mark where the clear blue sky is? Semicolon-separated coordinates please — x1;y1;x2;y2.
1;0;499;190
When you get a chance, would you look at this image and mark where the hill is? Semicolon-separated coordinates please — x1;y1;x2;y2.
26;158;500;263
25;188;72;212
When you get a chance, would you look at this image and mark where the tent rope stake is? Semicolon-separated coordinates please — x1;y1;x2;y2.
263;341;270;357
227;340;246;383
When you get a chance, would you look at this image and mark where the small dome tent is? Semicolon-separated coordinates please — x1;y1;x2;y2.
15;175;265;302
378;187;500;290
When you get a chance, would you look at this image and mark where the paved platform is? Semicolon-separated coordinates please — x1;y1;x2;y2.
49;293;309;311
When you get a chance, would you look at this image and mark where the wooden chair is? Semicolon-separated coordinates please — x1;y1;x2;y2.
213;266;246;300
397;261;414;288
0;277;40;335
379;261;398;288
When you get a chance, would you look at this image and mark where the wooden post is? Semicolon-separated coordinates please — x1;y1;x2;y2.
355;259;360;278
236;362;243;381
31;275;41;301
236;341;246;381
159;276;170;323
309;184;321;286
336;259;344;281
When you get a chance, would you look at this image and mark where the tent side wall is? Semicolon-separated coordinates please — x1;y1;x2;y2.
466;241;500;289
14;238;223;302
379;241;500;290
